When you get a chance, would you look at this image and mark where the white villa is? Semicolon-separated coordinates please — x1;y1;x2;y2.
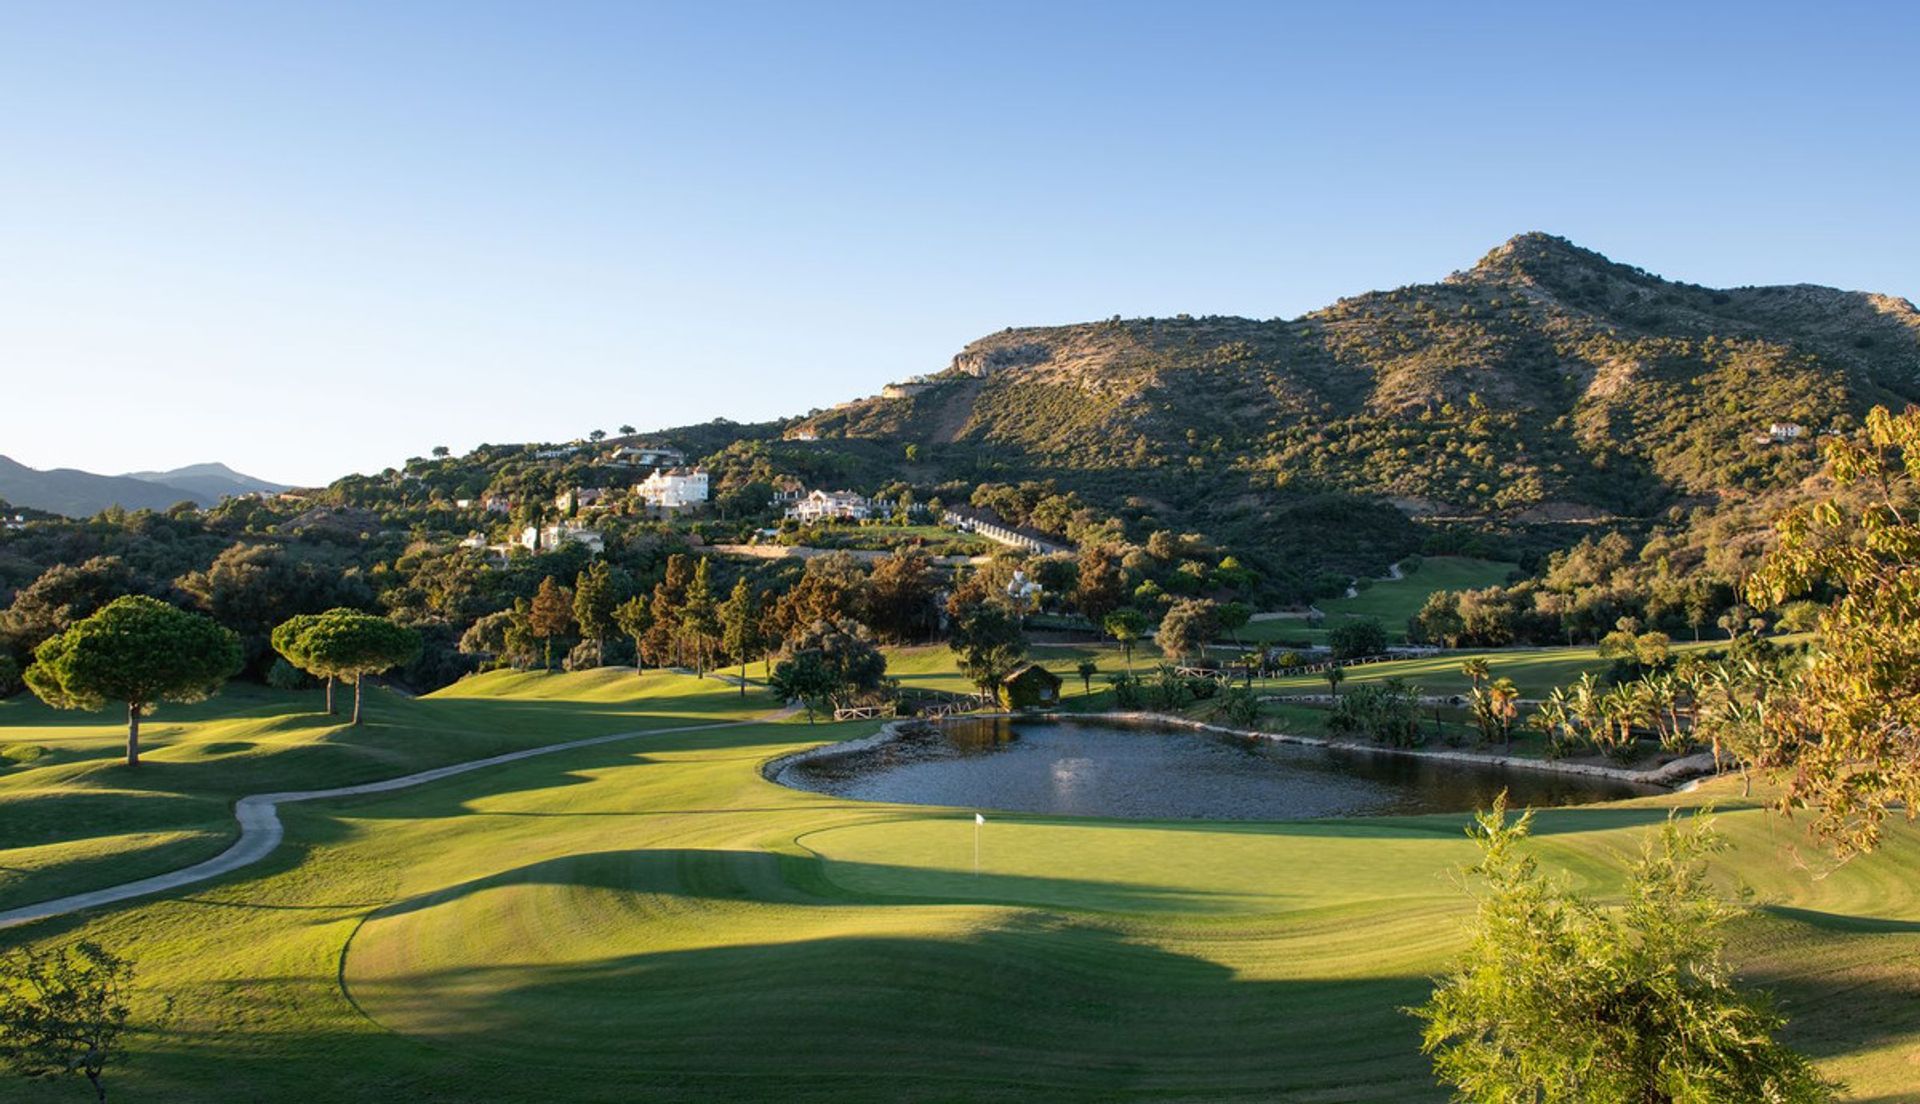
1768;422;1806;442
636;467;709;510
786;489;872;523
519;521;605;554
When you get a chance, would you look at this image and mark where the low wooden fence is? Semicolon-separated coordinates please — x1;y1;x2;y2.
832;704;898;722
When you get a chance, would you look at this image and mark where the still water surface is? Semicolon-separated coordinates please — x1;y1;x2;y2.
776;718;1663;820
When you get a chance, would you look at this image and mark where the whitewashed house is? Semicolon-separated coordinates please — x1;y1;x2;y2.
1768;422;1806;442
637;467;709;510
518;521;605;554
786;489;871;523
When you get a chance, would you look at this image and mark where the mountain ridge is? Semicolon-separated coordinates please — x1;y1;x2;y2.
792;233;1919;531
0;456;289;518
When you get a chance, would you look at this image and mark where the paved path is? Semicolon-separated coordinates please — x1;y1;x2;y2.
0;717;764;931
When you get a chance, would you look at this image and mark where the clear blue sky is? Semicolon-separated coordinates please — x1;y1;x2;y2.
4;1;1914;486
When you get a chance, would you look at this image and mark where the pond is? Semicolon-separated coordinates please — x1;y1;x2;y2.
774;718;1664;820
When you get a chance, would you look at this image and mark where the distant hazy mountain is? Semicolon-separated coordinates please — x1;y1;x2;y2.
0;456;289;518
123;462;290;503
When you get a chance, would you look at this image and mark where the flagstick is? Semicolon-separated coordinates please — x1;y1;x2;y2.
974;816;981;876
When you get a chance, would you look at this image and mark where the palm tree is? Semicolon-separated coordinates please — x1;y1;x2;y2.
1325;663;1345;698
1569;672;1604;754
1488;677;1520;750
1461;657;1491;695
1076;659;1098;696
1533;688;1573;759
1641;672;1683;751
1599;683;1645;761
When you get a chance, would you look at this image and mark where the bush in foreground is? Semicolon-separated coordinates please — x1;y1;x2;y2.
1412;796;1835;1103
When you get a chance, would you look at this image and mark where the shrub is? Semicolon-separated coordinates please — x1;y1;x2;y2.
1326;679;1423;747
265;657;310;691
1107;673;1143;709
1219;686;1260;726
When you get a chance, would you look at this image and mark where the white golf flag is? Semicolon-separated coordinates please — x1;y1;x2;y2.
975;813;986;825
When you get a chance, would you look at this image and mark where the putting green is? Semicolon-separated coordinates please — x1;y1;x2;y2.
4;669;1919;1101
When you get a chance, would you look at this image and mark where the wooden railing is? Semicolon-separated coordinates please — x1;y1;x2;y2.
832;704;898;722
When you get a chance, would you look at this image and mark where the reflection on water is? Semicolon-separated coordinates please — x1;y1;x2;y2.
777;718;1663;820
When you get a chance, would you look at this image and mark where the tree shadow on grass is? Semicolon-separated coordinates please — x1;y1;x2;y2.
362;847;1266;924
337;919;1444;1103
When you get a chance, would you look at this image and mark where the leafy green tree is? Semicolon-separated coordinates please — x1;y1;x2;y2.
769;650;836;723
24;596;241;766
861;549;940;643
1073;545;1128;624
571;561;630;665
1327;616;1388;660
678;559;721;677
0;654;20;698
1102;608;1148;672
1217;600;1251;650
949;602;1028;696
1156;598;1219;664
1746;405;1920;855
283;609;422;726
613;595;651;676
0;556;149;656
772;619;887;720
528;576;574;670
718;578;764;697
0;941;147;1104
271;612;334;713
1413;797;1835;1103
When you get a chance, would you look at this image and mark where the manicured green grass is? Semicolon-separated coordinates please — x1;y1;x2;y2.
1;666;1916;1102
1241;556;1517;645
1254;638;1736;699
0;669;768;910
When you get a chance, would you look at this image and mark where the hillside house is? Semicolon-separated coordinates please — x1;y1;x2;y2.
637;467;710;510
1768;422;1806;442
519;521;605;554
554;487;610;512
786;489;871;523
481;495;512;514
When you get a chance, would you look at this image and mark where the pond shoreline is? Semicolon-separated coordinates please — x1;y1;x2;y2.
762;711;1717;792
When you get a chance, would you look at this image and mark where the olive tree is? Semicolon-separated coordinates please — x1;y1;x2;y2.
1745;405;1920;855
24;596;241;766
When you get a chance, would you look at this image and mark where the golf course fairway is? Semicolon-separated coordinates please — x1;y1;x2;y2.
3;667;1918;1102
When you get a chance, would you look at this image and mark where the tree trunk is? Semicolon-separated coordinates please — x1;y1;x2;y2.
352;677;364;726
87;1069;106;1104
126;702;142;767
325;675;335;715
739;658;748;696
